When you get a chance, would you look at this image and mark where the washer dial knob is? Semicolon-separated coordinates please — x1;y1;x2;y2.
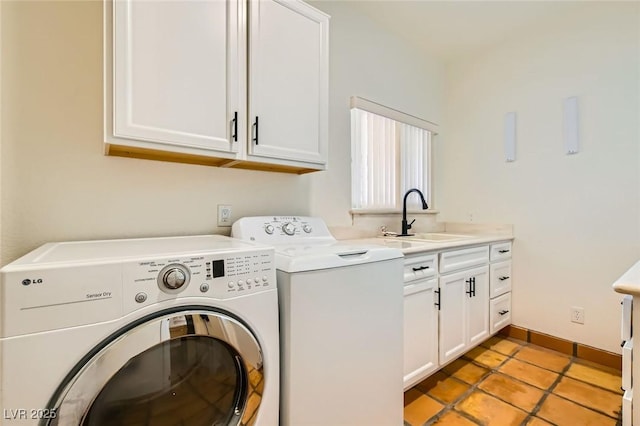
265;224;275;234
158;264;190;291
302;224;312;233
282;222;296;236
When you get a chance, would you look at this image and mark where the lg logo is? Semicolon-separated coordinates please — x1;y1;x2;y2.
22;278;43;286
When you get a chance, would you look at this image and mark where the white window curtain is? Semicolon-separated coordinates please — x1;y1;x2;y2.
400;123;431;209
351;106;433;210
351;109;398;209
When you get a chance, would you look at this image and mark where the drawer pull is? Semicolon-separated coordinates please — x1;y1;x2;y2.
499;310;510;316
499;276;510;281
498;249;510;254
412;265;430;272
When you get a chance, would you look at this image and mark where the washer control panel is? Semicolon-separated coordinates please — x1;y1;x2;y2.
123;247;275;313
232;216;334;244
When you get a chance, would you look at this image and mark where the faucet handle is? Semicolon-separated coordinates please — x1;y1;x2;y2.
407;219;416;230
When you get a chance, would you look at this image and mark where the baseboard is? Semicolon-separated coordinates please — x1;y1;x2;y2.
499;325;622;371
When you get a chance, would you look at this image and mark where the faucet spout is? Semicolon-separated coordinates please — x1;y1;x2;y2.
399;188;429;236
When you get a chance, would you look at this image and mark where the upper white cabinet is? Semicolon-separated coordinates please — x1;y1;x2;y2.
104;0;329;174
248;0;328;166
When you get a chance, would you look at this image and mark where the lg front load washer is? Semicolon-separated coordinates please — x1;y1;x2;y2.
232;216;404;426
0;235;278;426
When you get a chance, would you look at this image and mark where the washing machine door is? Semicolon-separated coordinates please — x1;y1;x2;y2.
46;308;264;426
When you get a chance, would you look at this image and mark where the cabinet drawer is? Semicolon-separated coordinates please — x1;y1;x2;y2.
490;242;512;261
404;254;437;282
440;246;489;274
490;292;512;334
490;261;512;298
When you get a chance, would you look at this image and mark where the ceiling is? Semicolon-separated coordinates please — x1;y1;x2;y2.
346;1;586;62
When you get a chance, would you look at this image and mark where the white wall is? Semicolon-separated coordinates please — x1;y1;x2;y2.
0;1;443;264
307;0;444;227
0;1;312;264
437;3;640;353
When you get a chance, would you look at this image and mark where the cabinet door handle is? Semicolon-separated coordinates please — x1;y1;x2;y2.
434;289;441;310
498;249;510;254
231;111;238;142
472;277;476;297
412;266;430;272
499;310;510;316
499;276;510;281
465;278;473;296
252;116;259;145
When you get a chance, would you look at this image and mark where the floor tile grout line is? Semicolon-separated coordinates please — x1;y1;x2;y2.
520;352;622;424
423;339;527;425
406;336;622;425
521;350;575;425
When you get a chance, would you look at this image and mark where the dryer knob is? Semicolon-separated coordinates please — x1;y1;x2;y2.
282;222;296;236
303;224;312;233
162;268;187;290
265;224;275;234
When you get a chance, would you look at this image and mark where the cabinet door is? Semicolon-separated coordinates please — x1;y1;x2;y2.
248;0;328;166
403;279;439;390
467;266;490;346
110;0;242;153
439;270;468;365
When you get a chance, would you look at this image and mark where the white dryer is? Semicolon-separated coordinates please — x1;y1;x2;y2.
0;235;279;426
232;216;404;426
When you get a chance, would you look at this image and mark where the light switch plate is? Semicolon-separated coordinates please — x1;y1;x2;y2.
217;205;232;227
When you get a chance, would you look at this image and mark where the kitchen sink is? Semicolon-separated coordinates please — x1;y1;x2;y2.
376;239;436;249
402;233;473;242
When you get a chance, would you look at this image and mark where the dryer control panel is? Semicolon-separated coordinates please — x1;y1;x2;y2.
0;235;275;337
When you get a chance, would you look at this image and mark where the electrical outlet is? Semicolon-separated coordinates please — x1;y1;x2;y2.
571;306;585;324
217;205;232;227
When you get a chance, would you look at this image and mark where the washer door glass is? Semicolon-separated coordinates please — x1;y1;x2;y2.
47;309;264;426
83;335;242;426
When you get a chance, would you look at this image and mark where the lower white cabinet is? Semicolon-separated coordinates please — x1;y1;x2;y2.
403;278;439;390
439;265;489;365
400;240;513;388
488;242;512;335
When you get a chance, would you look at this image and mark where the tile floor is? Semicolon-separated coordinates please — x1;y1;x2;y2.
404;335;622;426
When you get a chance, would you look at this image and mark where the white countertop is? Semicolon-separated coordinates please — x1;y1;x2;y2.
612;260;640;296
339;234;513;255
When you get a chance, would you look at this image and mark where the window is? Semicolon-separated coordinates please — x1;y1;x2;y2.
350;97;438;210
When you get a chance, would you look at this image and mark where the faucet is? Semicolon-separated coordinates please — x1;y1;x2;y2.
399;188;429;236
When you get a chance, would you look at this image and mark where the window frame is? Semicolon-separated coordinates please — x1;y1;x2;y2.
350;96;439;212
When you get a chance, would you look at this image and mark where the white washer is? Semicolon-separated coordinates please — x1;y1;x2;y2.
0;235;279;425
232;216;404;426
